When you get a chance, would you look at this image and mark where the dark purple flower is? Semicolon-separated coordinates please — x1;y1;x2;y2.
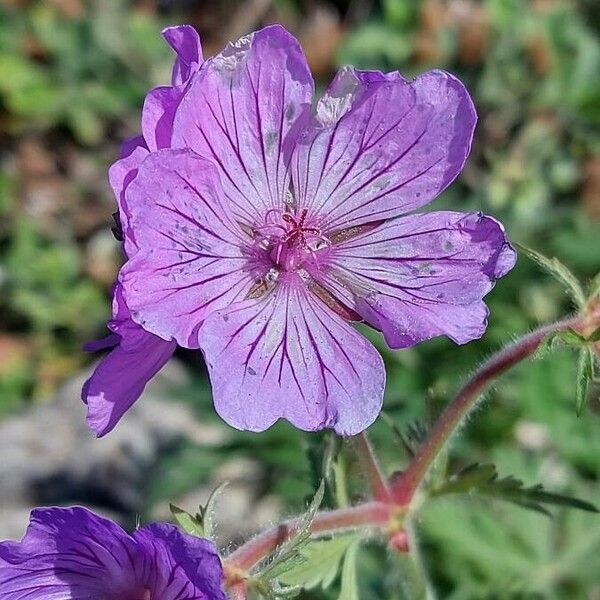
0;506;226;599
82;26;202;437
97;25;515;436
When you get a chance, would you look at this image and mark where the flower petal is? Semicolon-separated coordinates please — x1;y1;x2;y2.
292;68;476;230
119;148;255;348
172;24;314;228
83;333;175;437
321;211;516;348
108;144;149;257
0;507;142;598
134;524;226;600
82;284;176;436
0;508;226;600
119;134;147;159
162;25;203;86
200;277;385;435
142;26;203;151
142;86;185;151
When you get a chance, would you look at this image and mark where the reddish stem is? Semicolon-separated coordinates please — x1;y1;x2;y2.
225;501;390;572
354;432;392;502
391;315;582;504
228;582;247;600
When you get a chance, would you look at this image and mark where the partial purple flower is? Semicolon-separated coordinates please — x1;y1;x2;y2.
82;26;202;437
0;506;226;600
112;25;515;435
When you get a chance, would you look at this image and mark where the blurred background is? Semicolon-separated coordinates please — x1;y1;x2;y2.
0;0;599;597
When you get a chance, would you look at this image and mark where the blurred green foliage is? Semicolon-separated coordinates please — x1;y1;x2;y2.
1;0;599;598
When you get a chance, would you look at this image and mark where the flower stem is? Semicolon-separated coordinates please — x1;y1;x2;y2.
391;315;583;504
225;501;390;573
354;432;392;502
228;581;247;600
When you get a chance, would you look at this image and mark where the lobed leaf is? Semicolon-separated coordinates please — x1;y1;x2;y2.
575;347;596;415
337;540;361;600
432;463;598;516
202;482;228;541
277;533;362;589
259;481;325;580
516;243;587;308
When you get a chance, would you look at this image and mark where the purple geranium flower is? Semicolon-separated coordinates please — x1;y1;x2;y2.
0;506;226;599
83;26;202;437
91;24;516;437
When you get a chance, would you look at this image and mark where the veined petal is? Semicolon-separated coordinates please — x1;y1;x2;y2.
321;211;516;348
172;24;314;228
0;508;226;600
133;524;226;600
119;149;256;348
200;277;385;435
0;507;143;598
292;68;476;230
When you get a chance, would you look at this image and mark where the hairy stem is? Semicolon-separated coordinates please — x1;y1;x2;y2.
225;501;390;573
228;581;247;600
391;315;584;504
354;432;392;501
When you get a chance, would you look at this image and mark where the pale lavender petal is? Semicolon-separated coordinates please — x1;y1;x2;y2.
172;24;314;228
134;524;226;600
321;211;516;348
199;277;385;435
292;68;476;230
142;85;185;151
119;149;256;348
108;144;150;257
162;25;203;86
142;26;203;151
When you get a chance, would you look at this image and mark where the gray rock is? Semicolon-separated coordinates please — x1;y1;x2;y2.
0;359;226;540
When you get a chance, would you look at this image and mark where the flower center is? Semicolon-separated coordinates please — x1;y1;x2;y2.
255;207;330;273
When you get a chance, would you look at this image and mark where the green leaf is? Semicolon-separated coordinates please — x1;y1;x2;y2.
202;482;228;541
277;533;362;589
387;417;428;457
516;243;587;308
587;327;600;343
534;329;592;360
259;481;325;580
432;463;598;515
169;482;228;541
589;272;600;298
169;504;204;537
337;541;360;600
305;433;340;507
576;347;596;415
